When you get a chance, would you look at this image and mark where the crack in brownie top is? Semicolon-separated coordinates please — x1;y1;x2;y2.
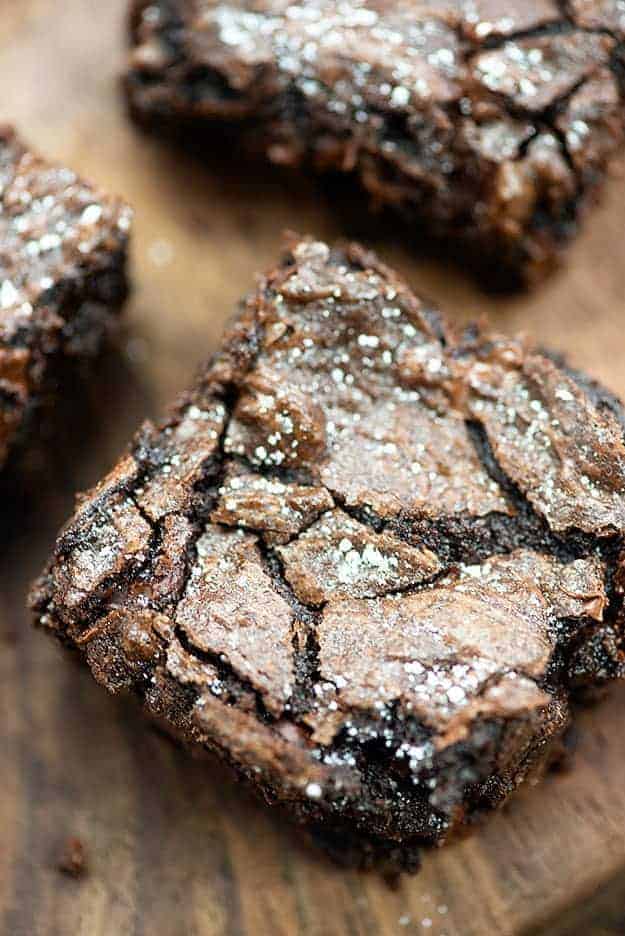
32;236;625;842
0;126;132;468
127;1;625;280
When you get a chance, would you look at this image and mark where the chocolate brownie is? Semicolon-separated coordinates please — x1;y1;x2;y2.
125;1;625;283
31;238;625;869
0;126;131;471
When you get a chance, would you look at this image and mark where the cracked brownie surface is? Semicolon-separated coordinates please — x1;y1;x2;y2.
0;126;131;471
31;237;625;868
126;0;625;282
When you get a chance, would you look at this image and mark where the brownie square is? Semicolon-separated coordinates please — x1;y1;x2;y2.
126;1;625;282
31;237;625;868
0;126;131;470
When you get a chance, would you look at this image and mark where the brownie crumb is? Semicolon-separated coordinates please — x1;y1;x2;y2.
56;837;88;878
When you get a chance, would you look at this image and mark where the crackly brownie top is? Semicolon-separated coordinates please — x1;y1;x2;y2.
34;237;625;806
0;126;132;465
129;1;622;103
129;1;625;250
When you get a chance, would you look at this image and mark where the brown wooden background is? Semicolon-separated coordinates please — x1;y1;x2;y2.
3;3;625;934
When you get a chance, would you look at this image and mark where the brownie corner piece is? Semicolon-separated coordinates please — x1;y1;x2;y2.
125;1;625;282
0;125;132;470
31;236;625;868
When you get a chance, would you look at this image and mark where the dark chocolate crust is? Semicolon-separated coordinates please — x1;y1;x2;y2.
0;126;132;470
31;237;625;866
125;1;625;282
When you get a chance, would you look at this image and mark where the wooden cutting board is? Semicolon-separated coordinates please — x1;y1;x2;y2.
3;3;625;934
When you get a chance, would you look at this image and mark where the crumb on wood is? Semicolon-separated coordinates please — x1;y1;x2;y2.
383;871;403;891
56;837;88;878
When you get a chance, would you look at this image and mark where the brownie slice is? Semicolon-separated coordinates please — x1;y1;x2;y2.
125;1;625;283
0;126;131;471
31;237;625;869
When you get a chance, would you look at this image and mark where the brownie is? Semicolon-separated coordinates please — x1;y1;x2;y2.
0;126;131;470
125;1;625;283
31;237;625;869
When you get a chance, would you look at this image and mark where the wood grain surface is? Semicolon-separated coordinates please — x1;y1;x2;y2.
2;3;625;934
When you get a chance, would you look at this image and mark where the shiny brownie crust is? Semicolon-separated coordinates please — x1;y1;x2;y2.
126;0;625;282
31;237;625;868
